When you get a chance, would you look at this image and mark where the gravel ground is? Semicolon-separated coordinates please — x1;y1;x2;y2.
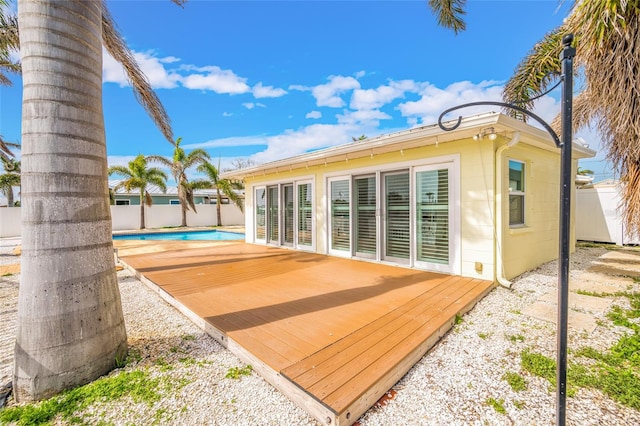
1;242;639;425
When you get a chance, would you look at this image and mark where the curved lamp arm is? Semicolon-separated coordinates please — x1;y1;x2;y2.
437;101;562;148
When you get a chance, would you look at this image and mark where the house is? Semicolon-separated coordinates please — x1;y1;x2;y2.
109;181;242;206
576;179;640;245
224;112;595;285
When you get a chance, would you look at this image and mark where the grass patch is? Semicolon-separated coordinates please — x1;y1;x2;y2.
182;334;196;341
477;332;490;340
513;400;525;409
486;397;506;414
502;371;527;392
454;313;463;325
506;333;525;343
225;365;253;380
521;291;640;410
509;309;522;315
0;371;162;425
2;272;13;277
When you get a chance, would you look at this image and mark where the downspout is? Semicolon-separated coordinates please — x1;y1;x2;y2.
495;132;521;288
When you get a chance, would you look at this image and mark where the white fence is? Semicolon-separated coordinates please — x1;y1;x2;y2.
576;182;639;245
0;204;244;238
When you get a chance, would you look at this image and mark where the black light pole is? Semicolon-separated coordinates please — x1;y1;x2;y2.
437;34;575;426
557;33;575;426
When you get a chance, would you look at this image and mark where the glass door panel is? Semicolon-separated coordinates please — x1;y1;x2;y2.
255;187;266;241
330;179;350;252
283;184;294;246
355;176;377;258
297;183;313;247
384;172;410;262
416;168;450;266
267;185;279;244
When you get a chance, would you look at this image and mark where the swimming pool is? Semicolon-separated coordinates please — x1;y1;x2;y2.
113;230;245;241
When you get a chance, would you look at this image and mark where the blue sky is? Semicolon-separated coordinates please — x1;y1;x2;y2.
0;0;611;182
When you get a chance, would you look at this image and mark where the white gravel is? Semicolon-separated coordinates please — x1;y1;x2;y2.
1;243;639;425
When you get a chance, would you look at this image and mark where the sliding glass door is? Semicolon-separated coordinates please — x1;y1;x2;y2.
329;178;351;254
354;175;377;259
282;184;294;246
415;164;452;271
267;185;279;244
383;171;410;263
253;181;313;249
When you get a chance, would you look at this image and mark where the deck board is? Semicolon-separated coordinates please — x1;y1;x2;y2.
118;241;494;425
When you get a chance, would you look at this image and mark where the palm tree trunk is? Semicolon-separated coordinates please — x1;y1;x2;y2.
181;204;187;227
140;192;145;229
14;0;127;402
216;187;222;226
6;187;14;207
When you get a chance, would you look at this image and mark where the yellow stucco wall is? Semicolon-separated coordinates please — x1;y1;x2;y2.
499;143;577;279
244;135;498;281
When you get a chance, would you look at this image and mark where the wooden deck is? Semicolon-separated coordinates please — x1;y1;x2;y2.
117;242;494;426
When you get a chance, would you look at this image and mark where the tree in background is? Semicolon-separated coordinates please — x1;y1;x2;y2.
13;0;183;401
0;0;20;86
195;159;244;226
109;155;168;229
149;137;211;227
0;156;20;206
430;1;640;233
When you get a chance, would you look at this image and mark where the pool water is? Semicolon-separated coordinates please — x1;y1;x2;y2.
113;230;245;241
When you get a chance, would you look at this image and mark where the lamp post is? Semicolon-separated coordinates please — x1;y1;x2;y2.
437;34;575;426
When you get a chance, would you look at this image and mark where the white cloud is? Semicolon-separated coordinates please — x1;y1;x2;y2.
354;70;366;79
312;75;361;107
223;112;233;117
336;109;392;126
243;102;266;109
397;80;504;126
251;124;358;164
350;80;419;111
181;66;251;94
306;111;322;119
252;82;287;98
103;49;181;89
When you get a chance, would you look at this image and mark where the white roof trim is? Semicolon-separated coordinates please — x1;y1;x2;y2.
223;112;597;180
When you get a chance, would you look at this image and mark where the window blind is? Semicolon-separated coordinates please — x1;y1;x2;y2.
331;180;350;251
355;176;377;255
385;173;410;259
255;188;266;240
297;183;312;246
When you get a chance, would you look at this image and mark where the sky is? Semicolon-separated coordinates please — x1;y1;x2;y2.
0;0;613;187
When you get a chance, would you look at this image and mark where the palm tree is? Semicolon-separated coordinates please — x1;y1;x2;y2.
195;160;244;226
500;2;640;235
0;157;20;206
148;137;210;227
14;0;183;402
109;155;168;229
0;0;20;86
429;1;640;235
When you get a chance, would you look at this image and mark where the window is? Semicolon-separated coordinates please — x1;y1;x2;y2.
170;199;180;205
297;182;313;247
115;199;130;206
255;187;266;241
508;160;525;226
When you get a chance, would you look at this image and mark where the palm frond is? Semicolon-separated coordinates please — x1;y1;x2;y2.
502;26;567;113
428;0;466;35
0;2;20;85
101;1;173;143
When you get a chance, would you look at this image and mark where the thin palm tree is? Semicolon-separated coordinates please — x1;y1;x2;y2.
0;0;20;86
148;137;210;227
14;0;184;401
195;159;244;226
109;155;168;229
0;157;20;206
